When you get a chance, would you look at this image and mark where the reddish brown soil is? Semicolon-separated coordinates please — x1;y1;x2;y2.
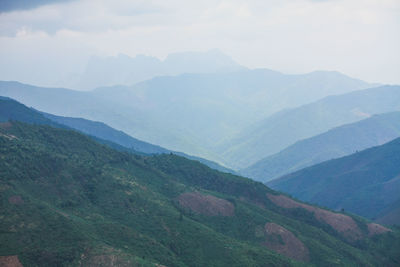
80;254;136;267
0;122;12;129
267;193;363;240
0;256;23;267
264;223;309;262
367;223;391;236
8;196;24;205
178;192;234;216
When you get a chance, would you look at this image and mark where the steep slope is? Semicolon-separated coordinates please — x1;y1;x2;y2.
0;70;373;166
0;97;233;173
42;112;235;173
42;112;170;155
1;121;399;266
268;137;400;225
220;85;400;168
243;112;400;182
0;96;61;127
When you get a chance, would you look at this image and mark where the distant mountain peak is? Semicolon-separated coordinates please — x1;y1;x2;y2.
75;50;245;90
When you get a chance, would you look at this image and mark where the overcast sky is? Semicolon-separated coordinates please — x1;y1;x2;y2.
0;0;399;87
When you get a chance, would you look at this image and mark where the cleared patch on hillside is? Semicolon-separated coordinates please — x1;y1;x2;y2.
0;255;23;267
267;193;363;240
264;223;309;262
367;223;391;236
79;247;142;267
80;254;134;267
0;121;12;129
8;196;24;205
178;192;234;216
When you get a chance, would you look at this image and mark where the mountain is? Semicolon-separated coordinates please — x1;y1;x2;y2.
43;112;236;173
268;137;400;225
0;70;374;166
76;49;245;90
218;85;400;169
0;96;61;127
242;112;400;182
42;112;170;155
1;121;399;266
0;96;233;173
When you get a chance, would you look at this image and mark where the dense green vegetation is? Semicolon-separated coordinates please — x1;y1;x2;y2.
269;137;400;225
243;112;400;182
1;121;400;266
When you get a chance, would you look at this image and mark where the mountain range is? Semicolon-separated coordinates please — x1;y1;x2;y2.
1;119;399;266
0;96;233;174
218;85;400;169
242;111;400;182
1;59;400;266
268;137;400;225
0;69;375;167
74;49;246;90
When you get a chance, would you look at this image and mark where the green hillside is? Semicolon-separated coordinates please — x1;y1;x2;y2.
0;121;399;266
0;96;61;127
0;96;233;174
243;112;400;182
268;137;400;225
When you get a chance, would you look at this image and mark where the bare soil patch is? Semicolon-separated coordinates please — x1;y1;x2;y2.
0;255;23;267
267;193;363;240
8;196;24;205
178;192;234;216
367;223;391;236
80;255;133;267
0;122;12;129
79;247;137;267
264;222;309;262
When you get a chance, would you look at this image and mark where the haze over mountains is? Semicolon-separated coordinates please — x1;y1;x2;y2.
220;85;400;169
2;0;400;264
0;96;234;174
75;49;246;90
1;47;400;266
242;111;400;182
0;53;379;169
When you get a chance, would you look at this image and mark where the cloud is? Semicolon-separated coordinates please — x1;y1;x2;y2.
0;0;399;86
0;0;76;13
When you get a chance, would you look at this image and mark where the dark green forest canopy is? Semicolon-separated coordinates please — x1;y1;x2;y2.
1;121;399;266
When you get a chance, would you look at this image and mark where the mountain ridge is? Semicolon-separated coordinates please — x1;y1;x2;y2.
0;70;375;167
0;96;234;173
218;85;400;168
268;137;400;225
1;120;399;266
242;111;400;182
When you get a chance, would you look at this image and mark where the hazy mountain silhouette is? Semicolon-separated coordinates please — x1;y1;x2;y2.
0;96;234;173
218;85;400;169
0;71;375;167
76;49;245;90
242;112;400;182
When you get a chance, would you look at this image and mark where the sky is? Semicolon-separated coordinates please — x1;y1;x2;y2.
0;0;399;88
